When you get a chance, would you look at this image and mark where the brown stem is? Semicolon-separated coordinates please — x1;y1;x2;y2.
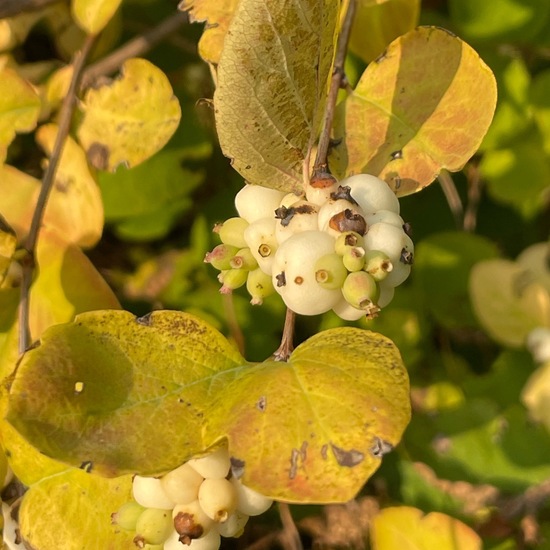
312;0;356;176
222;293;245;356
464;161;482;233
18;35;96;355
81;11;188;88
278;502;303;550
0;0;57;18
437;170;463;230
273;308;296;362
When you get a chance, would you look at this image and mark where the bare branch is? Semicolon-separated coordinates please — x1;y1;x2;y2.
273;308;296;362
278;502;303;550
438;170;464;230
0;0;57;19
18;35;96;355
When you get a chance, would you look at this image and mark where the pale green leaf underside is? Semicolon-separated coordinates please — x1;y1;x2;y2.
214;0;339;193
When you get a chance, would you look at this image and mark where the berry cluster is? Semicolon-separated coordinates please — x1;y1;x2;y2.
206;174;414;319
113;447;272;549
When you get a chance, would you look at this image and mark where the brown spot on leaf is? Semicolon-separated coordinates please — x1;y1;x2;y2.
289;448;300;479
370;437;393;458
87;142;110;170
330;443;364;467
321;445;328;460
256;396;267;411
136;313;152;326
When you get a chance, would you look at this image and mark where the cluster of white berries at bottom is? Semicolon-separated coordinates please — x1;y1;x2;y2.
205;173;414;319
112;446;273;549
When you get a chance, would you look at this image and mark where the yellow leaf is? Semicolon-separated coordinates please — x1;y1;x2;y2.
522;361;550;432
332;27;497;196
371;506;482;550
180;0;240;66
0;68;40;147
71;0;123;35
77;58;181;171
214;0;340;193
36;124;104;248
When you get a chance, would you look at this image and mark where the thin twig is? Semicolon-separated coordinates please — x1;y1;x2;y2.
437;170;463;230
464;161;482;233
278;502;303;550
312;0;356;176
0;0;57;18
81;11;188;88
18;35;96;355
222;294;245;356
273;309;296;362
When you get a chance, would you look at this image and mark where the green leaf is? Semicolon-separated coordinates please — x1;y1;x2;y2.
179;0;240;65
349;0;420;64
469;259;550;347
331;26;497;196
214;0;339;193
531;69;550;156
7;310;410;503
0;67;40;148
448;0;550;43
522;360;550;433
77;58;181;171
71;0;123;34
18;469;134;550
371;506;482;550
480;138;550;219
413;232;500;329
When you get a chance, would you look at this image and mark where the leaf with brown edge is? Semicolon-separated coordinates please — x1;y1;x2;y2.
6;311;410;503
206;327;410;502
331;26;497;196
371;506;482;550
179;0;240;66
77;58;181;171
214;0;339;193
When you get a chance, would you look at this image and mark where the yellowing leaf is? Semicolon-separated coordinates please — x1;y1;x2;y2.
0;215;16;285
371;506;482;550
19;469;134;550
71;0;123;35
180;0;240;66
349;0;420;63
0;67;40;147
77;58;181;171
214;0;339;193
36;124;104;248
469;259;550;347
7;311;410;503
332;26;497;196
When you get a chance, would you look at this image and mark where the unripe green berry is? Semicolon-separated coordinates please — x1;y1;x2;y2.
204;244;239;271
364;250;393;281
112;501;146;531
314;253;348;290
219;269;248;294
342;246;366;272
334;231;364;255
134;508;173;545
243;217;278;275
229;248;258;270
342;271;380;311
246;268;275;305
216;217;249;248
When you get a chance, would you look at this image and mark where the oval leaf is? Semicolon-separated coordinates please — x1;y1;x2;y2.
0;67;40;148
206;327;410;502
331;26;497;196
214;0;339;193
77;58;181;171
6;311;410;503
71;0;122;34
179;0;240;65
469;259;550;347
19;469;134;550
371;506;482;550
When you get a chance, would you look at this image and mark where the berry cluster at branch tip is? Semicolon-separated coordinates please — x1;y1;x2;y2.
205;174;414;319
112;446;273;549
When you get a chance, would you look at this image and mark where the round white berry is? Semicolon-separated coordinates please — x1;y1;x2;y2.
235;184;285;223
340;174;400;214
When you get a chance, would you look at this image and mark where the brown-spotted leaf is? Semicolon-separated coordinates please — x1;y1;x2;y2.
18;469;134;550
371;506;482;550
331;26;497;196
179;0;240;66
214;0;339;193
206;327;410;502
469;259;550;347
7;311;410;503
77;58;181;171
